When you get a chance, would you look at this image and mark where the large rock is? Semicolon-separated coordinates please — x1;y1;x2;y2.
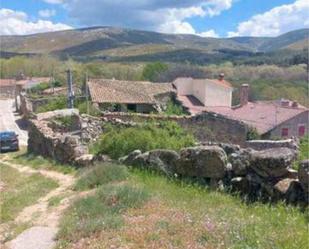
298;160;309;193
75;154;94;167
122;149;180;176
229;149;251;176
246;139;299;151
175;146;228;179
273;179;306;204
249;148;296;178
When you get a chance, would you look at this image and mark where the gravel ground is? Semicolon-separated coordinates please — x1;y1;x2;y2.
7;226;57;249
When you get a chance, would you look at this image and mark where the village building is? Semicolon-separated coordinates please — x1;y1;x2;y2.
87;79;175;113
173;79;308;139
0;77;51;97
173;73;233;110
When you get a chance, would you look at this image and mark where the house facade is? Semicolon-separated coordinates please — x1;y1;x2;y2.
173;75;233;107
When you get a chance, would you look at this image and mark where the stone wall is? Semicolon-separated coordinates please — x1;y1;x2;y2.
120;145;308;205
246;138;299;151
102;112;249;146
27;109;89;165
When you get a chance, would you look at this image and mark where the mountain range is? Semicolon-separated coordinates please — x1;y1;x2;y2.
1;27;308;65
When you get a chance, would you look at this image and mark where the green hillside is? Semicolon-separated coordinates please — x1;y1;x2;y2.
0;27;308;65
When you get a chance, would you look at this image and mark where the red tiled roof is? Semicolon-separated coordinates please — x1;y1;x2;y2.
16;77;51;88
206;100;308;134
88;79;174;104
0;79;16;86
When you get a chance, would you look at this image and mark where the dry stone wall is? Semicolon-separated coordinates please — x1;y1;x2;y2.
102;112;249;146
120;145;308;205
28;109;90;165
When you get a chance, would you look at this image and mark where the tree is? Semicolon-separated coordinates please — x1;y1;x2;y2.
141;62;168;81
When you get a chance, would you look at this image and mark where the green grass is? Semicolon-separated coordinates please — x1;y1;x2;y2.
6;148;77;175
2;222;31;243
57;162;308;248
48;196;63;207
74;163;129;191
128;169;309;249
0;164;59;223
299;136;309;161
57;184;149;243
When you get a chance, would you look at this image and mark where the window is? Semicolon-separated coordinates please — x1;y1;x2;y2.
281;128;289;137
298;125;306;137
127;104;137;112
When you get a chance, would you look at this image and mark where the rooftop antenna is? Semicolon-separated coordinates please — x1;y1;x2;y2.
66;69;74;108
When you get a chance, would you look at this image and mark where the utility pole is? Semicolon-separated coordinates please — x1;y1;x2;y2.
85;71;89;115
66;69;74;108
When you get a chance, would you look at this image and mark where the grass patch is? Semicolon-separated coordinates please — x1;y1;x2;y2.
126;169;308;249
74;163;129;191
299;136;308;161
91;121;195;159
57;163;308;248
6;148;77;175
57;184;149;243
0;164;58;222
2;222;31;242
48;196;63;208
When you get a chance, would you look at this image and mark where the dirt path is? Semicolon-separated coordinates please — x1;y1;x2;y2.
0;159;76;249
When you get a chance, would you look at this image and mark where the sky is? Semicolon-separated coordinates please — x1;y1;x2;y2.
0;0;308;37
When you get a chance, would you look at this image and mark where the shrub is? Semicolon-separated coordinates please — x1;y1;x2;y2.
77;101;101;116
163;100;187;116
74;163;129;191
142;62;168;81
36;96;67;113
246;127;260;140
299;136;309;161
93;121;195;159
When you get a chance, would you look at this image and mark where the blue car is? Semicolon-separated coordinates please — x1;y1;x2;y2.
0;131;19;152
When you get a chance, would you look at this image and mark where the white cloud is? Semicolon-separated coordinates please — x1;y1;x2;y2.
64;0;233;35
228;0;309;37
42;0;65;4
198;29;219;37
0;8;72;35
39;9;56;18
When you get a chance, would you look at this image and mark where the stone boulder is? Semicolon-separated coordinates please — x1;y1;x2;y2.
298;160;309;193
121;149;180;176
75;154;94;167
175;146;228;179
229;149;251;176
249;148;296;178
273;178;306;204
219;143;240;156
119;150;142;165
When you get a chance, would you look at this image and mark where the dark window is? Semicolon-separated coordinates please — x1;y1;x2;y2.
281;128;289;137
298;125;306;137
127;104;137;112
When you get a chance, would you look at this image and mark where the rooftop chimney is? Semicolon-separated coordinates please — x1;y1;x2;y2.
281;99;290;107
240;84;249;106
218;73;225;81
292;101;299;108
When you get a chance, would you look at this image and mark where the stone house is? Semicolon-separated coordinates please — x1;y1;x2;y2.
173;74;233;110
87;79;175;113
